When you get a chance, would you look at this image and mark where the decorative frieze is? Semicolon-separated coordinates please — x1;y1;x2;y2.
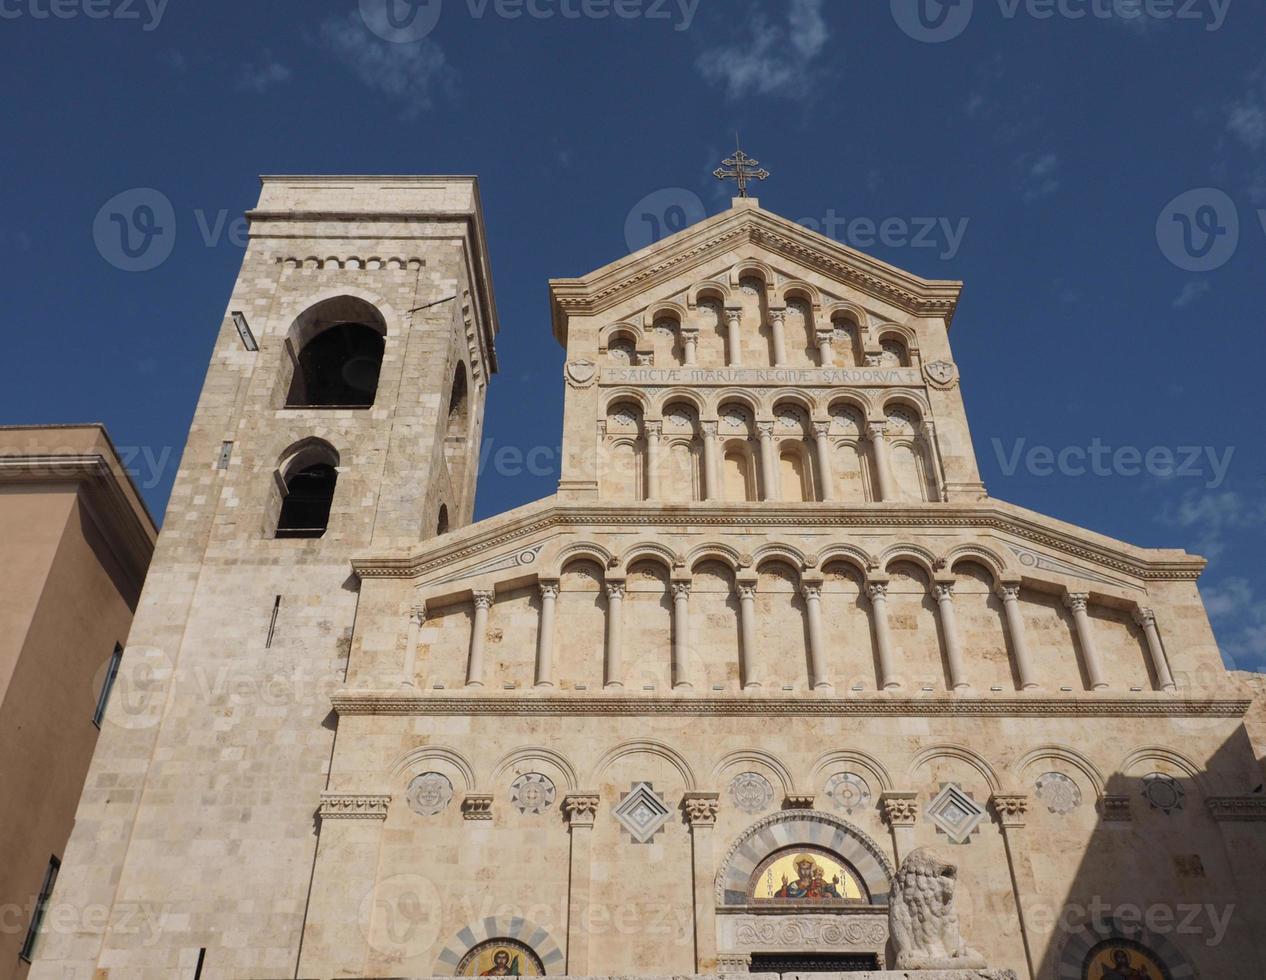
318;794;391;820
1206;796;1266;821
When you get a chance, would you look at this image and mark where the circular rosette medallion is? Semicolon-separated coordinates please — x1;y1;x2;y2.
406;772;453;817
729;771;774;815
824;772;872;815
510;773;557;815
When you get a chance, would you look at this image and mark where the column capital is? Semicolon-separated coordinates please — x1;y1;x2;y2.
643;420;662;437
539;580;560;600
933;583;955;602
682;792;720;826
563;793;601;827
812;420;831;438
756;421;775;438
700;419;719;436
768;306;787;324
991;793;1030;829
671;581;692;599
1133;606;1157;629
866;582;889;603
409;603;427;625
997;583;1022;603
737;584;758;601
679;324;700;339
605;582;626;601
865;421;888;441
472;590;495;609
723;306;743;325
783;794;816;810
864;353;882;367
801;584;823;601
880;791;918;827
815;327;835;345
1099;794;1132;822
1063;592;1090;613
461;794;494;821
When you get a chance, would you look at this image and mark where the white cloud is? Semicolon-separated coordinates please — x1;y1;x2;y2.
1226;64;1266;150
1018;152;1060;203
236;52;292;93
1200;577;1266;672
696;0;829;101
1158;490;1266;561
1171;280;1210;309
319;12;451;116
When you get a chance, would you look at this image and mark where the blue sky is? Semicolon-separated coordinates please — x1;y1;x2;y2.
2;0;1266;671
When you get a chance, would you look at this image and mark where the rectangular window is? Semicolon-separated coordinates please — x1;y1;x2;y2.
93;644;123;727
19;855;60;962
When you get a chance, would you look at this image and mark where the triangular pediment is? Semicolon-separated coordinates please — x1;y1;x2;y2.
549;198;963;344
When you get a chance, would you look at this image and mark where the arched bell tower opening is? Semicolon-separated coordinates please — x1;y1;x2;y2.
282;295;388;408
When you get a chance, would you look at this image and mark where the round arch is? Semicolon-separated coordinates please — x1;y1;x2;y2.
491;746;579;793
433;916;565;977
589;739;697;790
907;743;1003;794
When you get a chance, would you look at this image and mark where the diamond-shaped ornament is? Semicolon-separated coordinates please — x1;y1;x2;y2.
927;783;985;844
613;782;671;844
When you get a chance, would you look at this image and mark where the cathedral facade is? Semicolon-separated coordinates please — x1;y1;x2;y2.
31;176;1266;979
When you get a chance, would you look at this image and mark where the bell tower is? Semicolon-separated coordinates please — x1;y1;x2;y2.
30;176;499;978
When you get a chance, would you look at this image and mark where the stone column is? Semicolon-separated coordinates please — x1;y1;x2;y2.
880;791;918;865
738;579;759;689
999;584;1039;690
1134;607;1177;692
701;421;719;501
297;793;391;978
563;794;600;975
816;328;835;367
681;326;699;366
1064;593;1109;690
867;422;895;502
535;581;559;688
604;581;625;689
683;793;721;973
812;421;835;502
769;305;788;366
867;582;900;690
756;422;777;501
644;421;661;501
802;582;832;690
933;584;970;691
992;794;1038;980
672;581;693;690
402;603;425;687
466;590;494;687
724;306;743;366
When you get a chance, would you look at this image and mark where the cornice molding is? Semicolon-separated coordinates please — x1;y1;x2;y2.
0;453;156;595
331;692;1248;719
318;793;391;820
349;500;1206;584
548;208;962;344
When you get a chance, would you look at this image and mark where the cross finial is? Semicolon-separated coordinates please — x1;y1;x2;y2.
713;136;769;199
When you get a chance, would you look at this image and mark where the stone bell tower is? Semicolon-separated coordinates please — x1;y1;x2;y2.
30;176;498;979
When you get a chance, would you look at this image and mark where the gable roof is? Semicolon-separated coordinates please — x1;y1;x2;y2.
549;197;964;345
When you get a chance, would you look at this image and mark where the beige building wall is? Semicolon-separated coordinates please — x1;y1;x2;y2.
0;425;155;980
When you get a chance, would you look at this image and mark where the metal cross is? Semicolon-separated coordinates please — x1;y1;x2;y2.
714;140;770;198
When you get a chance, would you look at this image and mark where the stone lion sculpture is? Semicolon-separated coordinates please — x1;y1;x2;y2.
889;847;987;970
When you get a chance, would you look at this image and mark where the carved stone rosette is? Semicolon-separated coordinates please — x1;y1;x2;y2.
318;793;391;821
